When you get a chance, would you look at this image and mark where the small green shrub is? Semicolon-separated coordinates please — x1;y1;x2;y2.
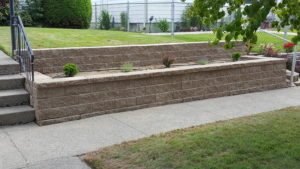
197;60;209;65
121;63;133;72
157;19;169;32
99;10;111;30
63;64;79;77
232;52;242;61
120;12;127;31
163;55;176;68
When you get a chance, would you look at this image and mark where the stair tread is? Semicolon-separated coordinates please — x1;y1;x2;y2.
0;89;28;97
0;74;24;80
0;105;34;115
0;105;35;125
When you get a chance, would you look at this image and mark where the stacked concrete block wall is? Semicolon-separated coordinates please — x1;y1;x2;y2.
31;57;287;125
33;42;245;74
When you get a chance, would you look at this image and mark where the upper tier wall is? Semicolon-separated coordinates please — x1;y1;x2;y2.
33;41;245;74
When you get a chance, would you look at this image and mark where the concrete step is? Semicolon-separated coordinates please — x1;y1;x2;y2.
286;70;299;82
0;105;35;125
0;51;19;75
0;74;25;90
0;89;29;107
295;80;300;86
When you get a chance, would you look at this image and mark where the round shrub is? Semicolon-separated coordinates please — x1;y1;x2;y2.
63;64;79;77
157;19;169;32
43;0;92;28
232;52;242;61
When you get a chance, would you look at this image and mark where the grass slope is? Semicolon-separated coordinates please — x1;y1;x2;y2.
84;107;300;169
0;26;297;56
0;27;183;55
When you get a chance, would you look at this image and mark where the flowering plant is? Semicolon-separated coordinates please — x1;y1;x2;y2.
259;43;279;57
283;42;295;53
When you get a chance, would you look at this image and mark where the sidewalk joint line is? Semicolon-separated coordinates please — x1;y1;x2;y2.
3;130;29;165
108;115;148;136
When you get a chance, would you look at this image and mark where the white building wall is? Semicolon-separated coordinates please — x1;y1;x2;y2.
92;0;194;24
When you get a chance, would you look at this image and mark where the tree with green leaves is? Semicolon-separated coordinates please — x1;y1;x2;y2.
182;0;300;53
25;0;44;26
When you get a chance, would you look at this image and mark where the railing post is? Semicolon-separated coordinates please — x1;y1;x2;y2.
9;0;16;56
171;0;175;39
290;45;298;86
284;26;288;44
144;0;148;30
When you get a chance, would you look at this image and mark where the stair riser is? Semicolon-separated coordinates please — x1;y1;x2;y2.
0;110;35;125
0;94;29;107
0;78;24;90
0;65;19;75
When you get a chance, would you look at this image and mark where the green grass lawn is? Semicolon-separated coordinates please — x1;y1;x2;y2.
0;26;183;55
84;107;300;169
0;26;297;55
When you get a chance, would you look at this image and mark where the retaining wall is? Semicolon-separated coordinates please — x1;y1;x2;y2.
33;42;245;74
30;56;287;125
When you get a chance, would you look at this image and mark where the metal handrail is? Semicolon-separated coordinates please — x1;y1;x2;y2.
13;16;35;81
16;16;34;57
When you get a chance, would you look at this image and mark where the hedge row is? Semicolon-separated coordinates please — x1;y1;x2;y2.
43;0;92;29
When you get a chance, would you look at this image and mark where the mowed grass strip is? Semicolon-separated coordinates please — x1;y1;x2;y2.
84;107;300;169
0;26;297;56
0;27;182;55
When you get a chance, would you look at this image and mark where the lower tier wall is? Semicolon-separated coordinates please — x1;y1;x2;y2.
31;57;287;125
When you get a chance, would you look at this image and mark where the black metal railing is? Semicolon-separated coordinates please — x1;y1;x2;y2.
10;0;34;82
12;15;35;81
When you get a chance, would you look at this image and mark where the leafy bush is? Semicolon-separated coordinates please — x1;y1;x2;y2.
20;12;33;26
99;10;111;30
120;12;127;31
157;19;169;32
197;60;208;65
121;63;133;72
162;55;176;68
63;64;79;77
43;0;92;28
231;52;241;61
0;0;19;26
25;0;44;26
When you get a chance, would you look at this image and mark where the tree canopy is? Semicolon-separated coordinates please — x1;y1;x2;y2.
182;0;300;51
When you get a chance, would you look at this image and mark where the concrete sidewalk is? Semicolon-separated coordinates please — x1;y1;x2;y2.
1;87;300;169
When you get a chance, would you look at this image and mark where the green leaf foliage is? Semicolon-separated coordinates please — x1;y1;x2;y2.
63;64;79;77
25;0;44;26
157;19;169;32
121;63;134;72
186;0;300;52
232;52;241;61
43;0;92;29
0;0;19;26
99;10;111;30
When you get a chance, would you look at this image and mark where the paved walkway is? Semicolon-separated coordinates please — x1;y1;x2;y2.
1;87;300;169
